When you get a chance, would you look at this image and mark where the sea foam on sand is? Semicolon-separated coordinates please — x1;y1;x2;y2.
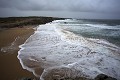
18;19;120;80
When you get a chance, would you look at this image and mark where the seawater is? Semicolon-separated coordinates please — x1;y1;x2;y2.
18;19;120;80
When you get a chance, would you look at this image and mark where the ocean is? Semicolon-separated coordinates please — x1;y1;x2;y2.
18;19;120;80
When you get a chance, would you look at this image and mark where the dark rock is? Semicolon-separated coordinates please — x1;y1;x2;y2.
17;77;38;80
94;74;108;80
94;74;117;80
105;78;117;80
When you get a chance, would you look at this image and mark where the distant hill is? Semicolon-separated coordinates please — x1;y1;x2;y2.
0;16;64;28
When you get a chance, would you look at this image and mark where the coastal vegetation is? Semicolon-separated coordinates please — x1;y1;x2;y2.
0;16;63;28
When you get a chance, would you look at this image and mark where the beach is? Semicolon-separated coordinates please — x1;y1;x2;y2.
0;26;37;80
0;17;120;80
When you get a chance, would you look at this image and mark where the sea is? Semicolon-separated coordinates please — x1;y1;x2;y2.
18;19;120;80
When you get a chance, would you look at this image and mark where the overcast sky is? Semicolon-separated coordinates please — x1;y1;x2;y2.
0;0;120;19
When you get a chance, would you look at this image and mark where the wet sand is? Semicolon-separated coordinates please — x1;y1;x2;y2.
0;26;37;80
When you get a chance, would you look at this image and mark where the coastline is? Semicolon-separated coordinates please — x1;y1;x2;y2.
0;17;119;80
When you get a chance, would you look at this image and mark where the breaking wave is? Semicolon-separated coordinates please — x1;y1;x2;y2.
18;19;120;80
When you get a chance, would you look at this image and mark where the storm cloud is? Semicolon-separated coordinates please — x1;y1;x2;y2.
0;0;120;19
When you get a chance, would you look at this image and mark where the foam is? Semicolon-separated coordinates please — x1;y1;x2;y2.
18;19;120;80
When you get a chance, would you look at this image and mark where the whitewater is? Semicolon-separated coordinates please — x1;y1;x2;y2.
18;19;120;80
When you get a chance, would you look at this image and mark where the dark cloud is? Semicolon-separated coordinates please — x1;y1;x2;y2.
0;0;120;19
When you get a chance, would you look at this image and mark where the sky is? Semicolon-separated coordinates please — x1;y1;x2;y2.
0;0;120;19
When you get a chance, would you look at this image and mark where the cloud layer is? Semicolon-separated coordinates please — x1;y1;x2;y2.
0;0;120;19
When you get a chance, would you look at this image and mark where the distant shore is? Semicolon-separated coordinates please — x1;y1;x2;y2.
0;16;64;28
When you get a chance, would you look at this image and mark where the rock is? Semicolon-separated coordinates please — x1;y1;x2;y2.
17;77;38;80
94;74;117;80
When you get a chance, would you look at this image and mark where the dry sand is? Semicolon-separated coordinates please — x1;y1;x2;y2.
0;26;37;80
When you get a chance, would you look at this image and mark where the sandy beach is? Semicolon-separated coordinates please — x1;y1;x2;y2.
0;26;37;80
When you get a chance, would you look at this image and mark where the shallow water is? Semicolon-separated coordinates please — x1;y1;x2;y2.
18;19;120;80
